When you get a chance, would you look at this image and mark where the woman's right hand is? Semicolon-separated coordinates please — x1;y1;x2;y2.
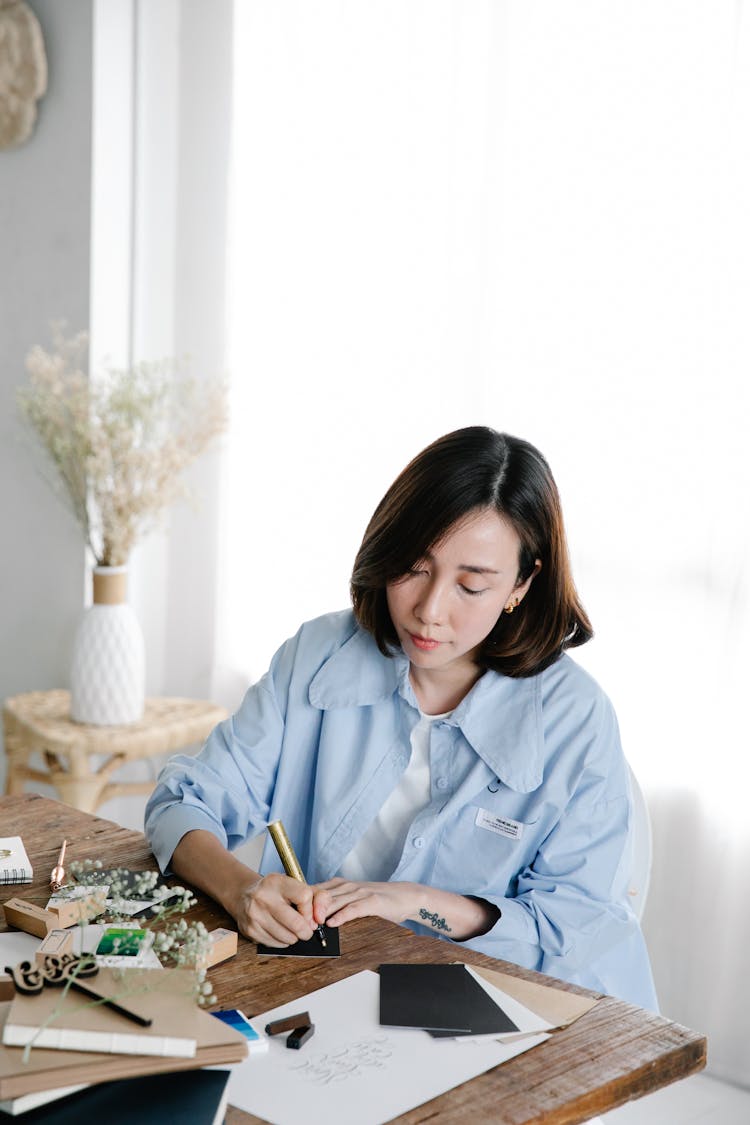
169;829;315;948
231;871;316;947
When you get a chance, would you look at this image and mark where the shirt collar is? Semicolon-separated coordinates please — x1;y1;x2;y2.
450;670;543;792
309;626;402;708
309;625;544;793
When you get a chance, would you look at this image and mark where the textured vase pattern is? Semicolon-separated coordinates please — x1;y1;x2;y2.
70;603;145;725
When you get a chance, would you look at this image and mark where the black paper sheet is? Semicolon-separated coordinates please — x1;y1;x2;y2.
379;963;519;1035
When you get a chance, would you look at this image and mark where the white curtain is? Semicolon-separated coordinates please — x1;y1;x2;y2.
218;0;750;1083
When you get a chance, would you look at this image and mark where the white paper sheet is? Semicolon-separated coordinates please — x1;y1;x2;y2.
226;971;549;1125
0;931;40;969
438;965;554;1042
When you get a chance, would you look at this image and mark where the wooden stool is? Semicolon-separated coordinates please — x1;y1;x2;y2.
2;690;227;813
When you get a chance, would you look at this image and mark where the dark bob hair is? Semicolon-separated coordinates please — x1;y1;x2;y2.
350;426;592;678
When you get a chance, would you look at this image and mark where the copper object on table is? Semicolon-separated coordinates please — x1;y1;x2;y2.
49;839;67;891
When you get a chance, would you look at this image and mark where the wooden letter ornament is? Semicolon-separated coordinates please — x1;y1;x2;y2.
3;954;152;1028
5;954;99;995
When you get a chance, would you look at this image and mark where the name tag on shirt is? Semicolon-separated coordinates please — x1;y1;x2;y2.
475;808;524;841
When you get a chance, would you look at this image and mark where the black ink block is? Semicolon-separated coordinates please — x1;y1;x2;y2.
286;1023;314;1049
265;1011;311;1036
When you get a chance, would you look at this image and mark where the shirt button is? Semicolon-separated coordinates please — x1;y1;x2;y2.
436;777;448;790
413;836;425;849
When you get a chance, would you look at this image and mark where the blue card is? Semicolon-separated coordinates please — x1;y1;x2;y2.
211;1009;268;1053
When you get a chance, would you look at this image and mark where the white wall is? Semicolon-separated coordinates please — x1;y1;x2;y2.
0;0;231;804
0;1;93;787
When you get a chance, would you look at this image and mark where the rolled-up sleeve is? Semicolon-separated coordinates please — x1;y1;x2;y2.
145;670;286;872
145;612;359;875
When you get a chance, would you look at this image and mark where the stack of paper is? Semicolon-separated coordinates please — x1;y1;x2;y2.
0;968;248;1111
379;962;523;1036
223;963;600;1125
224;969;553;1125
1;1067;232;1123
2;968;205;1056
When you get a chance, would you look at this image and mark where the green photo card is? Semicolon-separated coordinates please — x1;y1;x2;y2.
95;927;147;957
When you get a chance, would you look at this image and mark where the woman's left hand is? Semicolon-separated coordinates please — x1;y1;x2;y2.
311;878;420;928
311;877;501;940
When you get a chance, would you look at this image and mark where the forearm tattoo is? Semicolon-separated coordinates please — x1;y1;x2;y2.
418;907;452;933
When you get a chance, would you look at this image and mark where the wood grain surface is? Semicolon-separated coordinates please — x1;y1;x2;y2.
0;794;706;1124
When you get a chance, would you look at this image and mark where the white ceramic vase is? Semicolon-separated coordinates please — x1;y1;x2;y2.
70;565;145;725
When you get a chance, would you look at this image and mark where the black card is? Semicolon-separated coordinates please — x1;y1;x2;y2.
256;924;340;958
378;963;519;1034
96;869;183;920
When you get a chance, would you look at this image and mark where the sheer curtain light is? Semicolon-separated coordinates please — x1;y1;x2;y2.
221;0;750;1084
220;0;504;686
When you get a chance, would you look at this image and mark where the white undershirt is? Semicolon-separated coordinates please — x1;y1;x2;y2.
339;710;452;882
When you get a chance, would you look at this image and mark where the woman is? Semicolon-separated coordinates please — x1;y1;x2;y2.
145;427;657;1009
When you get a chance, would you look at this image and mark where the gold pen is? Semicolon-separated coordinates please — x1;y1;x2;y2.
267;820;327;948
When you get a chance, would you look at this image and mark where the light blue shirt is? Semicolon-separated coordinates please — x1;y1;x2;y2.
145;609;658;1010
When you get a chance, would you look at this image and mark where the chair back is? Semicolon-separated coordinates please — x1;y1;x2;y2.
626;763;652;921
583;766;653;1125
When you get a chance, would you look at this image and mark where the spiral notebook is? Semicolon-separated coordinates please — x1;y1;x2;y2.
0;839;32;885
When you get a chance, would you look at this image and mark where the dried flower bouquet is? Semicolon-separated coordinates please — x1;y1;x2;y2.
17;325;228;566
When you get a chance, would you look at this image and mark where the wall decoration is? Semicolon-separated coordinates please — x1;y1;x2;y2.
0;0;47;150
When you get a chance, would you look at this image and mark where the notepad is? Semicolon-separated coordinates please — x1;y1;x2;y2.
0;838;32;885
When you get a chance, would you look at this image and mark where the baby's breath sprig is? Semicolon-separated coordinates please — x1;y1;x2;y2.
152;918;215;1005
65;859;214;1004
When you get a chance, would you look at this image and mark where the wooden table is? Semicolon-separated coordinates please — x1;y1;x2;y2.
0;795;706;1124
2;691;227;813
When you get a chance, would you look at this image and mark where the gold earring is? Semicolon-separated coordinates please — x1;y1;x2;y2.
504;597;520;614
